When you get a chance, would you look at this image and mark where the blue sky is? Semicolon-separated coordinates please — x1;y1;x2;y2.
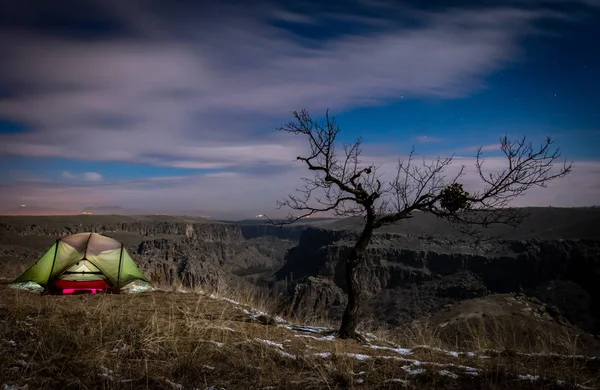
0;0;598;217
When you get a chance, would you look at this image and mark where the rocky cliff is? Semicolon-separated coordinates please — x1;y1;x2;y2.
278;227;600;334
0;216;297;290
239;224;308;241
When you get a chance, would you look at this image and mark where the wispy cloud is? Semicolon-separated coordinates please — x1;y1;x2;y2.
462;144;502;152
1;155;597;217
0;1;555;170
414;136;444;143
83;172;103;182
61;171;103;182
61;171;75;179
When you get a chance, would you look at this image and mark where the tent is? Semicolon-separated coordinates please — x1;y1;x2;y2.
12;232;150;294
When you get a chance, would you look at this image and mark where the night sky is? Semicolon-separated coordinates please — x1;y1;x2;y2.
0;0;598;218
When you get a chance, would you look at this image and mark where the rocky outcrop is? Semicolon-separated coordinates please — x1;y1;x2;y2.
278;227;600;333
281;276;347;321
134;236;276;288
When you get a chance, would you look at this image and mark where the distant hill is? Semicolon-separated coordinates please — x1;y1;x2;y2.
81;206;139;215
229;217;338;226
0;206;79;216
313;206;600;240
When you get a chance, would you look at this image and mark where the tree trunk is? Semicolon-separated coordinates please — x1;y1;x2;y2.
338;209;376;339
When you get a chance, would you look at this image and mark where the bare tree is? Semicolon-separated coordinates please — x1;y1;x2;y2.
270;109;572;339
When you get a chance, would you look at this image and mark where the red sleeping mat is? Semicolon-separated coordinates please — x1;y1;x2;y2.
54;279;111;294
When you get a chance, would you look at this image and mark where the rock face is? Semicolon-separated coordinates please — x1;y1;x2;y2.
134;235;276;288
277;227;600;333
239;224;308;241
0;216;298;291
282;276;347;321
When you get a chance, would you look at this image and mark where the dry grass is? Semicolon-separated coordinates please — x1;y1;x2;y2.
2;282;599;390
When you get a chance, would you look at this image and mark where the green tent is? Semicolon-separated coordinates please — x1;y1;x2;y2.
12;232;150;294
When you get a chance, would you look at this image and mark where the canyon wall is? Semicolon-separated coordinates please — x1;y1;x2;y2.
0;217;293;290
278;227;600;333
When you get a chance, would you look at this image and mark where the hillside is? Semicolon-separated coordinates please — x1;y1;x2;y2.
313;207;600;240
1;282;598;390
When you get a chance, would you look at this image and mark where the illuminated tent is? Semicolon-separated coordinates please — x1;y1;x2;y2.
12;232;150;294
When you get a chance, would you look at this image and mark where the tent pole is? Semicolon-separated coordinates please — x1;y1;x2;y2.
45;239;60;294
83;232;93;260
116;243;124;294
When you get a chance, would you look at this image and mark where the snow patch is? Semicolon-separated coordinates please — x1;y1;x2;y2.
481;348;597;361
294;334;335;341
437;370;459;379
2;385;28;390
275;350;297;360
9;281;44;293
202;340;224;348
344;353;371;361
98;366;114;381
368;344;412;355
401;365;426;375
254;339;284;350
282;324;332;334
518;374;539;381
166;379;183;389
122;281;153;293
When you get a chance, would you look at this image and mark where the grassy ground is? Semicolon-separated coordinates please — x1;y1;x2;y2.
1;280;598;390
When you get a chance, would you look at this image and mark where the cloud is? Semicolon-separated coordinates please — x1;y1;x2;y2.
460;144;502;153
0;0;594;212
83;172;103;182
414;136;444;143
0;1;556;171
61;171;103;182
1;154;597;217
61;171;75;179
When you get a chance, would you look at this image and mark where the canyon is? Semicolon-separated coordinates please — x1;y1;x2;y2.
1;207;599;337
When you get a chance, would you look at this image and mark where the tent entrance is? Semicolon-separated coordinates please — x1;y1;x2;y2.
53;259;112;295
54;279;112;294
